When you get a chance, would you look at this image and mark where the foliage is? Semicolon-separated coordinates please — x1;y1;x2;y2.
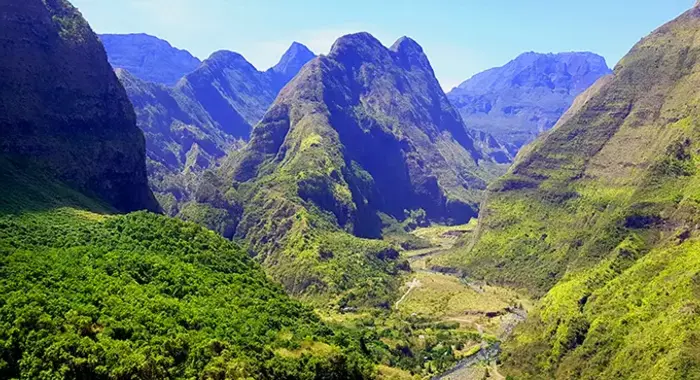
0;209;376;379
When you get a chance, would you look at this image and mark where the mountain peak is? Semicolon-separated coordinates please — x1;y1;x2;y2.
204;50;258;71
390;36;423;54
447;50;612;153
328;32;388;61
390;36;433;72
270;42;315;82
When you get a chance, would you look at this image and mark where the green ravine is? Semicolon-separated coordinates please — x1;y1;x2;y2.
442;5;700;379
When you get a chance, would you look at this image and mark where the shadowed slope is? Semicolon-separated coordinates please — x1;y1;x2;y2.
0;0;158;213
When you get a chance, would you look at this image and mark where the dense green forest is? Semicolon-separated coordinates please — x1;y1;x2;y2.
0;208;375;379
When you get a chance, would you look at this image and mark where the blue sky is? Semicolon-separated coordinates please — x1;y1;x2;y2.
72;0;693;90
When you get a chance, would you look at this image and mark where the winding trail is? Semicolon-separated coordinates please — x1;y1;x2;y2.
394;277;421;309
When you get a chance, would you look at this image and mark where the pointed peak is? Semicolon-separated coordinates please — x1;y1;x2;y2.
270;42;316;82
286;41;314;55
390;36;433;73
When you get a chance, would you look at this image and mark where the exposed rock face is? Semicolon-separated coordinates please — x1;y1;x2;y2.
100;33;201;86
448;52;611;154
0;0;158;213
208;33;504;299
233;32;501;241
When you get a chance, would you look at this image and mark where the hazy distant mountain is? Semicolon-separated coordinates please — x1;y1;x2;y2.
100;33;201;86
448;52;611;154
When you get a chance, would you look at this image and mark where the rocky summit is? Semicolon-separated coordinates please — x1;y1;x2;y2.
207;32;505;301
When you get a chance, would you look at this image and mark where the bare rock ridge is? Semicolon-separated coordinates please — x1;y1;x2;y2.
100;33;202;86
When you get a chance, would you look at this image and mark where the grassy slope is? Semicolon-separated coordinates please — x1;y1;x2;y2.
444;6;700;379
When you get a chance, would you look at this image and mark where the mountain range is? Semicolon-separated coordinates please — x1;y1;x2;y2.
448;52;612;154
104;34;317;176
4;0;700;378
210;32;507;302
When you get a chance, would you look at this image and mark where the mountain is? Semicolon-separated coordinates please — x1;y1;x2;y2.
448;52;611;154
116;68;243;174
111;42;316;175
0;1;375;378
443;6;700;379
205;33;505;304
268;41;317;86
100;33;201;86
0;0;158;213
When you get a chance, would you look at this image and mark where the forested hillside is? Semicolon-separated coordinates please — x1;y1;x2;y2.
443;5;700;379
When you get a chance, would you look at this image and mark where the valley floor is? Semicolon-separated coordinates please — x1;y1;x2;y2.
319;222;533;379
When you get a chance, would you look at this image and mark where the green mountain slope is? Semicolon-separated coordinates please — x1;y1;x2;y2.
0;0;158;213
0;209;374;379
445;5;700;379
116;69;244;174
208;33;505;305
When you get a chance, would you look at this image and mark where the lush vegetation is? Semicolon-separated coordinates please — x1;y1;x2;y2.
0;208;376;379
446;6;700;379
